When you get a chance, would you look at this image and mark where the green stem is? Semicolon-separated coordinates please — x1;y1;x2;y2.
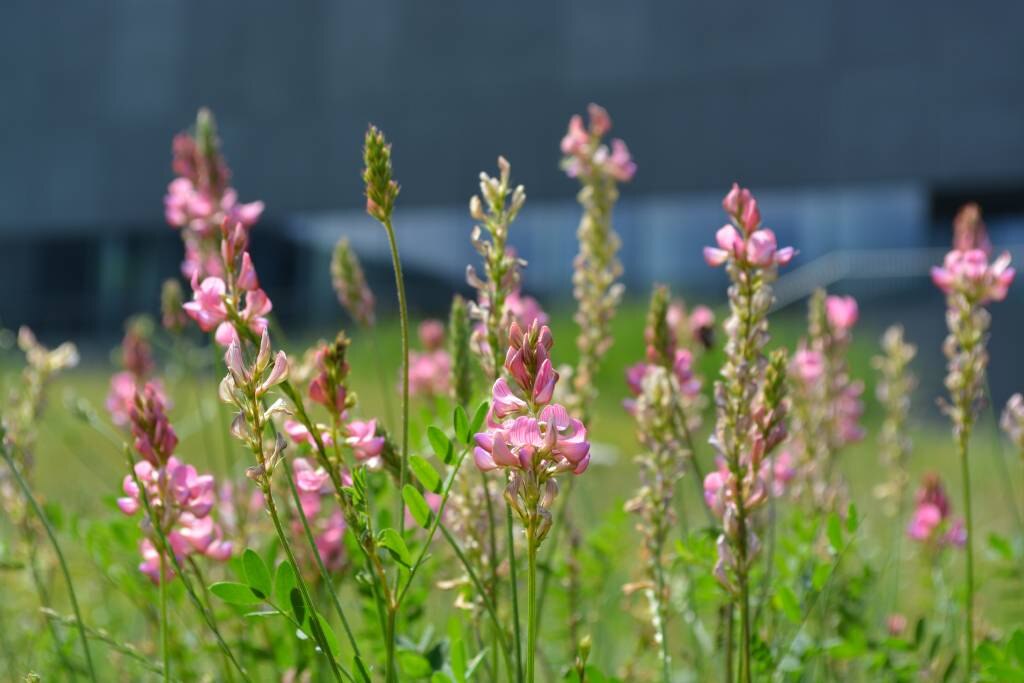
507;505;524;682
159;552;170;683
382;217;410;539
279;452;364;673
653;551;671;683
1;440;97;682
439;524;515;681
958;428;975;677
263;485;347;683
526;527;539;683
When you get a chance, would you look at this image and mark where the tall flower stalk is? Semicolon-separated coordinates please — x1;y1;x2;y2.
560;104;636;422
931;203;1014;675
473;321;591;683
362;126;409;544
623;285;704;681
703;183;794;682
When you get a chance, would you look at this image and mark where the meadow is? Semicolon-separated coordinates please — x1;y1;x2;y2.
1;107;1023;682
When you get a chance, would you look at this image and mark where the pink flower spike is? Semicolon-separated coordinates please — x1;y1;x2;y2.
587;103;612;137
825;295;859;333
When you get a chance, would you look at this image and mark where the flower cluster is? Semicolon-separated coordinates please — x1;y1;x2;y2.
331;237;376;328
786;290;864;508
1001;393;1024;455
409;319;452;399
119;384;230;582
872;326;917;516
559;103;636;182
107;318;165;427
935;203;1014;438
703;184;795;269
182;227;273;347
703;185;791;605
906;474;966;550
163;109;264;280
465;157;527;379
474;322;590;542
562;104;633;420
284;333;387;469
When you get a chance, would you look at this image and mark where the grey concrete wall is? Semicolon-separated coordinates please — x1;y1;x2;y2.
1;1;1023;234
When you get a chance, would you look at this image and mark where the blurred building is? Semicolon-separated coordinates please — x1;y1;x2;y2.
2;1;1024;336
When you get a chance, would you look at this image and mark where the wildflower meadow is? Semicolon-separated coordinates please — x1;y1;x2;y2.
3;105;1024;683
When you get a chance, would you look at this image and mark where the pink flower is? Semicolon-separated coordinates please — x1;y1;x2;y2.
825;295;858;334
283;419;334;449
418;319;446;351
703;464;729;519
347;419;385;467
107;372;139;427
887;613;908;637
130;383;178;465
183;275;228;332
791;347;824;384
560;114;589;157
506;289;549;328
605;139;636;182
907;474;965;550
931;249;1014;304
721;183;759;232
707;186;795;269
408;350;452;399
587;103;611;137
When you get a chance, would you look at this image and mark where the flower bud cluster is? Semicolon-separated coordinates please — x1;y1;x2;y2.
107;318;165;428
871;326;917;516
559;103;636;182
935;204;1014;439
1001;393;1024;455
363;125;400;224
331;237;376;328
906;473;966;551
164;109;264;280
465;157;527;379
703;184;795;269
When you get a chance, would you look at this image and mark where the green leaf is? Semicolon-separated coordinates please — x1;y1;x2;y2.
314;613;341;659
210;581;263;606
811;562;831;591
274;560;298;606
410;455;442;493
470;401;489;435
378;528;412;567
427;426;454;465
988;533;1013;561
846;503;859;534
399;650;433;677
450;636;467;683
774;585;801;623
403;485;432;528
289;587;306;626
453;406;470;444
242;548;272;599
431;672;453;683
826;512;843;553
1010;629;1024;664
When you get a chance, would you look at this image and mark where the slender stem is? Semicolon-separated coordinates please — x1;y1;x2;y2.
263;485;346;683
159;552;170;683
439;524;515;681
526;527;539;683
279;453;363;668
507;504;524;682
1;441;97;682
958;428;975;677
382;217;410;538
724;604;734;683
653;550;671;683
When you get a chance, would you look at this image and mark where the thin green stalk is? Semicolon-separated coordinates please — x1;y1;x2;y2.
263;484;347;683
724;604;734;683
279;451;363;671
507;505;524;682
439;524;515;682
958;428;975;677
188;558;237;683
382;216;410;539
0;440;97;682
526;529;539;683
24;527;78;678
159;552;170;682
653;549;671;683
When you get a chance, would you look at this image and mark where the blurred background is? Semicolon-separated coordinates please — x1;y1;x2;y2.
1;0;1024;400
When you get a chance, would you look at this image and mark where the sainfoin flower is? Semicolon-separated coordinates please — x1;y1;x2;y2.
825;295;859;334
408;320;452;399
292;457;348;571
119;395;231;582
559;103;636;182
474;322;590;483
907;474;965;549
931;249;1014;304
